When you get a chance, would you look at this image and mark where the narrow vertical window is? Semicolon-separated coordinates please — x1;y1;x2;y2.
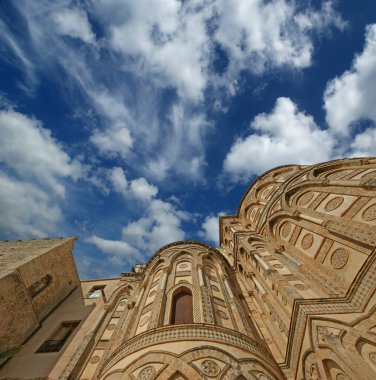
171;289;193;324
28;274;52;298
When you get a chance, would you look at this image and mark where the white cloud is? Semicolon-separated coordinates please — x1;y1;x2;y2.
223;97;334;182
87;197;189;265
90;125;133;159
122;199;188;253
129;177;158;200
107;167;158;201
324;24;376;136
51;8;96;44
199;212;225;246
0;172;62;237
350;126;376;157
109;167;128;196
0;109;82;196
1;1;343;185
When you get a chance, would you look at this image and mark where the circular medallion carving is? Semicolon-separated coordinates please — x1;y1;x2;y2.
369;352;376;364
259;375;270;380
217;310;229;319
90;355;100;364
179;263;189;269
263;186;273;197
107;324;116;330
298;192;314;206
273;264;283;269
211;285;219;291
301;234;314;250
336;374;347;380
330;248;349;269
138;366;156;380
362;204;376;221
294;284;308;291
201;359;220;376
281;223;292;238
325;196;344;212
139;316;149;327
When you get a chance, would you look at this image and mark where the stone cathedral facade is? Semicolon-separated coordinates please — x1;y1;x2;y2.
1;157;376;380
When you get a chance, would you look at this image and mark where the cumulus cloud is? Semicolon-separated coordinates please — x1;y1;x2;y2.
214;0;344;88
108;167;158;201
199;212;225;246
90;125;133;159
350;127;376;157
86;235;143;266
87;197;189;265
0;109;82;196
129;178;158;200
324;24;376;136
223;97;333;183
0;172;62;237
122;199;189;252
51;8;96;44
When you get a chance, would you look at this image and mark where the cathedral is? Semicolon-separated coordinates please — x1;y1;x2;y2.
1;157;376;380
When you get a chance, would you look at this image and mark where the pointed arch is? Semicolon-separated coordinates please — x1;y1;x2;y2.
170;287;193;325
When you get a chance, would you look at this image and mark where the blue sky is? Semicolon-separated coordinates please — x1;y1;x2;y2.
1;0;376;279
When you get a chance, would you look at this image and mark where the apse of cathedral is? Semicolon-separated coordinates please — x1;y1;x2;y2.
1;157;376;380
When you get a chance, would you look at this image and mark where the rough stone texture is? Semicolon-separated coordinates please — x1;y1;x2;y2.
0;238;78;354
2;158;376;380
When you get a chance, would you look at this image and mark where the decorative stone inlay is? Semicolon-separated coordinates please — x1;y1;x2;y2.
259;375;270;380
107;324;116;330
301;234;314;250
281;223;292;238
336;374;347;380
369;352;376;364
294;284;308;291
101;325;274;375
89;355;100;364
273;264;283;269
201;359;220;376
362;204;376;221
362;170;376;179
139;316;149;327
217;310;229;319
330;248;349;269
138;366;155;380
211;285;219;291
325;196;344;212
327;170;348;179
298;192;314;206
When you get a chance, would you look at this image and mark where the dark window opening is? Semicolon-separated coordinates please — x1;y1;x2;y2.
28;274;52;298
36;321;80;353
171;289;193;325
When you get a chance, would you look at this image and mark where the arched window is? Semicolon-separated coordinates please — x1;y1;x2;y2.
171;288;193;324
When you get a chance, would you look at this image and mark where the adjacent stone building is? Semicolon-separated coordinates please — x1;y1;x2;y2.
1;157;376;380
